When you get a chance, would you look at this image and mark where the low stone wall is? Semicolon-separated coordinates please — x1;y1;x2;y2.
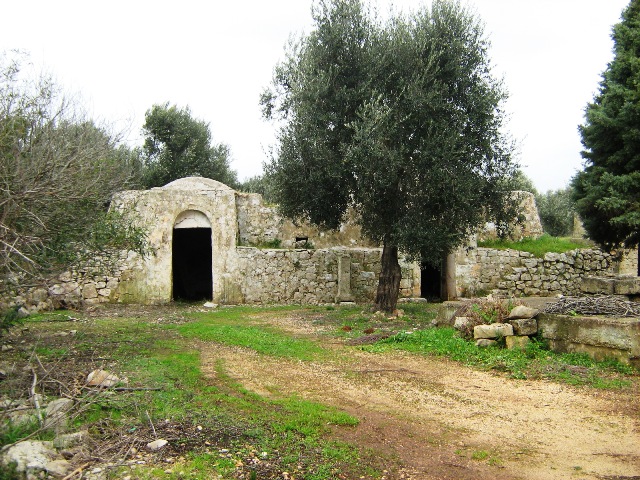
4;247;421;311
457;247;616;297
235;247;420;305
0;250;135;315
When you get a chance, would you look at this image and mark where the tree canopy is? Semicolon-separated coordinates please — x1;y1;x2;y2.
573;0;640;249
262;0;517;311
141;103;238;188
537;187;575;237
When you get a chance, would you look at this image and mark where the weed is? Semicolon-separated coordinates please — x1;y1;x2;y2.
471;450;489;460
366;327;636;388
259;238;282;249
0;461;19;480
0;417;41;447
0;307;22;338
478;234;591;257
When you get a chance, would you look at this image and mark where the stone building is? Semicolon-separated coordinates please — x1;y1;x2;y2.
10;176;635;312
109;177;419;305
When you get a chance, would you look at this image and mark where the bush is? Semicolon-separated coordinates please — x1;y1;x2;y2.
452;298;522;339
0;306;22;338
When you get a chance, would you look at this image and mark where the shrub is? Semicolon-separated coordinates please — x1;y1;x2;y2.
452;298;522;339
0;306;22;338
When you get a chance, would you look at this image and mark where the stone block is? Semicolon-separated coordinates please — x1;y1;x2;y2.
506;335;530;350
581;276;614;294
508;318;538;336
44;398;74;432
434;301;466;326
614;277;640;295
453;317;471;331
81;284;98;299
29;288;48;304
474;323;513;339
48;284;66;296
538;313;640;366
476;339;498;347
507;305;539;320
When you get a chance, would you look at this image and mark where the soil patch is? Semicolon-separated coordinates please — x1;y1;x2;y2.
199;312;640;480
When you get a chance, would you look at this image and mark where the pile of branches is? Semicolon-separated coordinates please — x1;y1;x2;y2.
543;295;640;317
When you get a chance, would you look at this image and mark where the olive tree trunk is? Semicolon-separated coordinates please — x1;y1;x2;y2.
375;243;401;312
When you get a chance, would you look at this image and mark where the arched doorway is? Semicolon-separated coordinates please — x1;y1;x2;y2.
172;210;212;301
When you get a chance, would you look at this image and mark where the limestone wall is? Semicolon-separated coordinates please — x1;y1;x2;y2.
235;193;376;249
234;247;420;305
456;247;616;297
0;249;137;315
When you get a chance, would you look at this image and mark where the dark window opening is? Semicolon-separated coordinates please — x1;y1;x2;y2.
421;261;442;300
172;228;212;301
295;236;308;243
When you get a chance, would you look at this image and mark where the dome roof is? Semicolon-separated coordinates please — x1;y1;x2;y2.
160;176;233;192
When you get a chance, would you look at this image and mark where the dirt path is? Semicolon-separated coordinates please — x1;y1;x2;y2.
198;314;640;480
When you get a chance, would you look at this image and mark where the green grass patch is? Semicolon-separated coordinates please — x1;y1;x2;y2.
478;234;591;257
363;327;635;387
178;308;326;361
315;302;439;340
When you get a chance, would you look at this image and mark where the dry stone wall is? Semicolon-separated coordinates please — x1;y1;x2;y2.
235;247;420;305
0;250;136;315
4;178;633;313
456;246;616;297
236;193;376;249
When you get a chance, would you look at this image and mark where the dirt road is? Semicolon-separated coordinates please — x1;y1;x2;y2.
199;314;640;480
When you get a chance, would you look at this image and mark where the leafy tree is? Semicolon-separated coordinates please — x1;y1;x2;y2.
573;0;640;249
0;52;146;286
537;187;575;237
262;0;517;311
237;173;277;204
503;169;538;195
141;103;238;188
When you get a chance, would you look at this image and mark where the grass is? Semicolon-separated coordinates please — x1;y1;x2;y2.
478;234;592;257
0;307;369;479
178;307;327;361
1;303;637;478
363;326;635;387
313;302;439;340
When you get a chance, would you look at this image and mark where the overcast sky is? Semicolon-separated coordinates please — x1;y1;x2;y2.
0;0;630;192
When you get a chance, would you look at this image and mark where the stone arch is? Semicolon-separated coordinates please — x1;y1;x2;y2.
172;210;213;301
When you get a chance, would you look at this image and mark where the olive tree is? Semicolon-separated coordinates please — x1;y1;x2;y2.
262;0;517;311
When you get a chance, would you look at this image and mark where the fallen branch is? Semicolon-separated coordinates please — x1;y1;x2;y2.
543;295;640;317
61;462;92;480
145;410;157;438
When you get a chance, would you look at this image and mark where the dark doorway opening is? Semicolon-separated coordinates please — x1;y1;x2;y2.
421;261;442;300
172;228;212;301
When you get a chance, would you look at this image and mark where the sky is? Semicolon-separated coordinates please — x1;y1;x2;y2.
0;0;630;192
